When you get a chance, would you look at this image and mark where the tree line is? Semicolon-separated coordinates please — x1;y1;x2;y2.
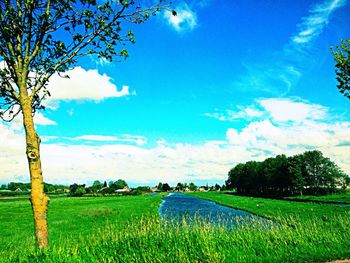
69;179;129;196
226;150;349;197
0;182;68;193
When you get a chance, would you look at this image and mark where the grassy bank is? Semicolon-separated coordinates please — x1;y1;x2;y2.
285;190;350;204
0;194;163;258
1;193;350;262
4;212;350;263
188;192;350;220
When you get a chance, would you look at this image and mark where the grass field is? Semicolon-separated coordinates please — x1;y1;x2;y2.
0;193;349;262
0;194;163;259
188;192;350;220
285;190;350;204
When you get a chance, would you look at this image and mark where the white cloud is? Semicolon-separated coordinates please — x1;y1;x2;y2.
205;105;264;122
34;113;57;126
292;0;347;44
206;97;329;124
164;3;197;32
1;98;349;186
68;134;147;146
259;98;327;122
44;67;132;104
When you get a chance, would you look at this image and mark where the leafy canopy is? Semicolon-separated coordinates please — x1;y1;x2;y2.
331;39;350;99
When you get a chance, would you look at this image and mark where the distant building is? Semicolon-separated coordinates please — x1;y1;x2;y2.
115;186;130;193
14;188;22;192
198;187;206;192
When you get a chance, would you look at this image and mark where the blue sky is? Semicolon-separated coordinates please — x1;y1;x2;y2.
1;0;350;187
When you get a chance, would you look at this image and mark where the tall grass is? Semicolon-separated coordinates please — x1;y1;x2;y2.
4;212;350;263
1;193;349;262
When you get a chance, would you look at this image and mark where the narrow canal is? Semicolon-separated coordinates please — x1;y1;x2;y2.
159;192;270;228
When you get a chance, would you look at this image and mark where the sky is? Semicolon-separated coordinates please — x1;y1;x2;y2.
1;0;350;187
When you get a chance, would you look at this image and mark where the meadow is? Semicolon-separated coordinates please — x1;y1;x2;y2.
285;191;350;204
0;192;349;262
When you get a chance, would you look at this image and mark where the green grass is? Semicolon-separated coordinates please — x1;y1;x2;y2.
1;193;350;262
188;192;350;220
285;190;350;204
0;194;164;257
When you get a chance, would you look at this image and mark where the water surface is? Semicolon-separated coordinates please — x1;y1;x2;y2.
159;192;270;228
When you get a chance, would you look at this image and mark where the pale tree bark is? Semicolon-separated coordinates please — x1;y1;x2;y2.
21;98;49;249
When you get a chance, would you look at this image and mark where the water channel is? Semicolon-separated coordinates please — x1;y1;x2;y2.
158;192;271;229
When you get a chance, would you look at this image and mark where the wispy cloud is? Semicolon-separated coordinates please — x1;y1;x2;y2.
34;113;57;126
204;105;264;122
292;0;347;44
163;2;197;32
233;0;347;95
195;0;213;8
68;134;147;146
206;97;329;123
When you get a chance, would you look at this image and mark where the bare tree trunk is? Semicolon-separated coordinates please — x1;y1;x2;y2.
22;101;49;249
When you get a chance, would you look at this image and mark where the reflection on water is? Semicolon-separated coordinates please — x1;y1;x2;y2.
159;192;271;229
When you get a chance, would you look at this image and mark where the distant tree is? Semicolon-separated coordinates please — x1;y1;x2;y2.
331;39;350;99
103;181;108;188
272;155;289;195
157;182;163;191
69;183;78;195
92;180;102;192
46;185;55;193
0;0;171;249
345;175;350;186
0;184;6;190
226;163;245;192
69;183;86;197
162;183;171;192
214;184;221;191
7;182;16;191
287;155;305;196
109;179;128;192
226;150;346;197
303;150;325;193
135;186;151;193
189;182;197;191
115;179;128;189
176;182;184;191
75;186;86;197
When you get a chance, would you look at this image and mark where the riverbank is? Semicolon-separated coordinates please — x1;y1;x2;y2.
188;192;350;220
284;191;350;204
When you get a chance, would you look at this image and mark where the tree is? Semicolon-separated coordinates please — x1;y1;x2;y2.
157;182;163;191
214;184;221;191
175;182;184;191
115;179;127;189
92;180;102;192
0;0;171;248
162;183;171;192
109;179;128;192
188;182;197;191
287;155;305;196
69;183;86;197
331;39;350;99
